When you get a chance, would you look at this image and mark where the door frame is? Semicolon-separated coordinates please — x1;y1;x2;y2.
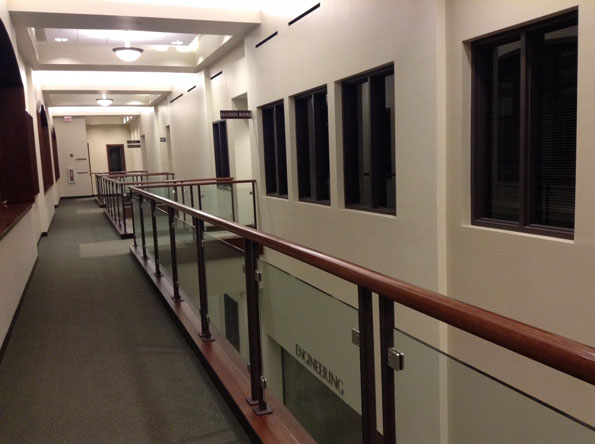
106;144;126;172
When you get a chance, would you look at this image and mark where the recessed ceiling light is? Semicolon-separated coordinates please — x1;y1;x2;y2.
171;40;183;45
54;37;69;42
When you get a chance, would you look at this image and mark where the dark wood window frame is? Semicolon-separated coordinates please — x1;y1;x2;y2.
342;64;396;215
0;20;39;237
51;127;60;180
295;86;330;205
471;10;578;239
106;144;126;172
212;120;230;178
261;100;288;198
37;104;55;192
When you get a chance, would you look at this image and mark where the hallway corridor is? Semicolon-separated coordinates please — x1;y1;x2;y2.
0;199;251;443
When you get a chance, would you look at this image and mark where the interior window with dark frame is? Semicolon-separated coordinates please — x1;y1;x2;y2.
472;11;578;238
261;100;288;197
212;120;230;178
342;65;395;214
295;87;330;204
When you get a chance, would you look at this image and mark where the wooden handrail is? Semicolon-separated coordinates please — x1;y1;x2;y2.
100;177;234;187
130;186;595;386
134;179;255;189
93;170;147;176
104;171;172;178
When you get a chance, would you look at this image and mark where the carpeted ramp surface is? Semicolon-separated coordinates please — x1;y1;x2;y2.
0;198;251;444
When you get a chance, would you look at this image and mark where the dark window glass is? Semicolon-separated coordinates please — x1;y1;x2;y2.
295;88;330;203
472;12;577;237
532;25;577;229
213;120;230;178
343;65;395;213
262;101;288;197
483;40;521;221
224;294;240;352
282;348;361;444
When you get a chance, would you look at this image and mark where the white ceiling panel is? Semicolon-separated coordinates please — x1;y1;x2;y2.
40;28;197;46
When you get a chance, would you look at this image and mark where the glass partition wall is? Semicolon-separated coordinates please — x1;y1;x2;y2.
128;185;595;444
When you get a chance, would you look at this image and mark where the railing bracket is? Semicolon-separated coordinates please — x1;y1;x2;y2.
388;348;405;371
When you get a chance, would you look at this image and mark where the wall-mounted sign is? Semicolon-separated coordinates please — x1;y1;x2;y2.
127;140;141;148
220;110;252;119
295;344;344;395
63;116;72;122
67;168;75;184
160;137;167;143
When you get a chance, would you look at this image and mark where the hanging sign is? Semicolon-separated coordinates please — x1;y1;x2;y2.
220;110;252;119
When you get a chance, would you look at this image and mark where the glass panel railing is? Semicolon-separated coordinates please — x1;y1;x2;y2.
393;329;595;444
234;182;255;227
155;206;172;277
146;186;173;200
142;198;155;259
204;229;249;363
174;215;200;315
258;261;362;444
200;183;234;223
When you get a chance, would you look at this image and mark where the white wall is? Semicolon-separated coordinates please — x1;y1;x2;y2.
445;0;595;427
87;124;143;174
54;117;92;197
241;1;446;435
205;44;252;180
0;3;51;347
0;210;37;346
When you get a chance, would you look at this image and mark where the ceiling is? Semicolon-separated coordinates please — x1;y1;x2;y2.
8;0;261;110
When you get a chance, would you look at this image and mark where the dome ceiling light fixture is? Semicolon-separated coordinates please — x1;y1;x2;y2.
96;93;113;107
112;38;143;62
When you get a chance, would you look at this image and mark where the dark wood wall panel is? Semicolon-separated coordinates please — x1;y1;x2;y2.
0;88;38;204
51;128;60;180
37;106;54;192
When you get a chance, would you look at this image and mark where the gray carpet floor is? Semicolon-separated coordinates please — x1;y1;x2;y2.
0;198;252;444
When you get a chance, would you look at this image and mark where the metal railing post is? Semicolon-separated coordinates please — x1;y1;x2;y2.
138;195;147;260
251;181;257;229
358;286;377;444
151;200;162;278
379;295;396;444
121;185;127;232
230;184;236;222
131;192;137;247
244;239;271;415
195;217;213;341
168;207;181;301
198;184;203;212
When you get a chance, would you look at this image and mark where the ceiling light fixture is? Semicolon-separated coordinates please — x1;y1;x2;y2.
171;40;183;45
112;39;143;62
96;93;113;107
54;37;69;43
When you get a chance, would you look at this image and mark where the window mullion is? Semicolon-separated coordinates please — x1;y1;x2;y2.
272;107;280;194
309;95;318;200
519;31;530;228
